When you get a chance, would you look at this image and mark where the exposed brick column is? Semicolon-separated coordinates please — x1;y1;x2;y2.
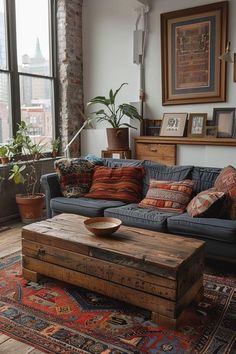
57;0;83;157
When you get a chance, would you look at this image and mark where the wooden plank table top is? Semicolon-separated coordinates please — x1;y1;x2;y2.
22;213;205;329
22;213;204;278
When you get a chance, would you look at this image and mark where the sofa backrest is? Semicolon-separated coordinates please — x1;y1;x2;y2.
191;166;221;195
102;158;223;197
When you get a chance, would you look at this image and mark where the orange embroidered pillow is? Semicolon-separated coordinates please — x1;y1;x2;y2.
214;165;236;219
139;179;194;212
85;166;145;203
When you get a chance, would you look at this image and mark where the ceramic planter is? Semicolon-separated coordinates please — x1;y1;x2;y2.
15;193;45;224
106;128;129;150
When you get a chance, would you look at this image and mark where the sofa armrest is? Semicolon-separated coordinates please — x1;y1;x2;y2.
40;173;62;218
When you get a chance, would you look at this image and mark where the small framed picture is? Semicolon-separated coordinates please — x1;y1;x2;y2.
205;126;218;138
213;108;235;138
187;113;207;138
160;113;188;137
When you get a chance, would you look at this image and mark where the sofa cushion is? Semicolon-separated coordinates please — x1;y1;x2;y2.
50;197;126;218
104;204;175;232
167;212;236;243
55;158;95;198
139;179;194;213
143;161;193;196
214;165;236;220
85;166;145;203
191;166;221;195
187;188;228;218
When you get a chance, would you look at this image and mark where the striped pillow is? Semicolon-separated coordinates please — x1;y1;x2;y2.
85;166;145;203
139;179;194;212
214;165;236;219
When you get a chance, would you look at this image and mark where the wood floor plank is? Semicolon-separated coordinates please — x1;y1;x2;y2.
0;333;9;344
0;338;35;354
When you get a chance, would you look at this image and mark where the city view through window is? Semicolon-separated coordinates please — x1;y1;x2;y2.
0;0;55;147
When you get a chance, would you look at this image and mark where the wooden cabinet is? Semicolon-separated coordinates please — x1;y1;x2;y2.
135;136;236;165
135;138;176;165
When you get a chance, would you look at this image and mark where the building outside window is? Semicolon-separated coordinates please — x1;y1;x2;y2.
0;0;57;147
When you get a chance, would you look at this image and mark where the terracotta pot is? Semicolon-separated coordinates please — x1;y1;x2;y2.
51;150;58;158
16;193;45;224
0;157;9;165
106;128;129;150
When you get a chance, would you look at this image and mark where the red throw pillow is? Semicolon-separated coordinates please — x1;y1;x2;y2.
187;188;228;218
55;158;95;198
139;179;194;212
85;166;145;203
214;165;236;219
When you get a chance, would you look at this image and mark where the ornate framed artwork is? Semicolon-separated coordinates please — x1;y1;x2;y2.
187;113;207;138
160;113;188;137
213;108;235;138
161;2;228;105
234;54;236;83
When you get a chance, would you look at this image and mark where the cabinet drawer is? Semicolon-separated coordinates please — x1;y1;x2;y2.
136;143;176;165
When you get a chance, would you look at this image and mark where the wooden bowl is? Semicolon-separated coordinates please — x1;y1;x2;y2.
84;217;122;236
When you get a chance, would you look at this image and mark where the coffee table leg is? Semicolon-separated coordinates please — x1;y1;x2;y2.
151;312;178;330
22;268;42;283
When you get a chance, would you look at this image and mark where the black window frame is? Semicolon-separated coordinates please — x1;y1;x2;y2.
0;0;58;139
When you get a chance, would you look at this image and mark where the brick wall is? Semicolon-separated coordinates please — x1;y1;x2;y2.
57;0;83;157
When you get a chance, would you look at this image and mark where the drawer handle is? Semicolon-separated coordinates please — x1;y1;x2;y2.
150;148;157;152
37;248;45;257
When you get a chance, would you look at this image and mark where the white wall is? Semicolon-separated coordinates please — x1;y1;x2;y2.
82;0;236;167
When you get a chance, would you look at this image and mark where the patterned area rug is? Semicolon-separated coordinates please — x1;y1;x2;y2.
0;253;235;354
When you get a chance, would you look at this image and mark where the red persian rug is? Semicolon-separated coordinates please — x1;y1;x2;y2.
0;252;235;354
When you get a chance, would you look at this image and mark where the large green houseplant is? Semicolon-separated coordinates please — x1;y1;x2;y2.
87;83;142;149
8;121;45;223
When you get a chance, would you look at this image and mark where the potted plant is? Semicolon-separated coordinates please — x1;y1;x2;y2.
51;137;61;157
87;83;142;150
0;145;10;165
8;121;45;223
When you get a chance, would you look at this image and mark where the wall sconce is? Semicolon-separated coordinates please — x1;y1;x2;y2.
219;41;234;62
219;41;236;82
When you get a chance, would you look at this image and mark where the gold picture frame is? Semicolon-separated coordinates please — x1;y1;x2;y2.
160;113;188;137
161;2;228;105
187;113;207;138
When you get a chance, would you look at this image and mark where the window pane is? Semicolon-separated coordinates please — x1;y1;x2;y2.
0;0;7;69
0;72;11;143
20;75;53;147
16;0;51;76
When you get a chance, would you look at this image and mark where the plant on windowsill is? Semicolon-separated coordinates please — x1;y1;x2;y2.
87;83;142;150
51;136;61;157
0;145;10;165
8;121;45;223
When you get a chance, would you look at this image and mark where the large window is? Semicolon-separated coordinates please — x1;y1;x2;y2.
0;0;57;146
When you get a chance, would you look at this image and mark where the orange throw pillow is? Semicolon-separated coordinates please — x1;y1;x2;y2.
139;179;194;213
214;165;236;219
85;166;145;203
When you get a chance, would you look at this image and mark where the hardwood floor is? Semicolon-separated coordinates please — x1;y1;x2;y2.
0;224;45;354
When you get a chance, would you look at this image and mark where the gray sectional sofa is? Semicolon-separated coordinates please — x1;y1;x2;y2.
40;158;236;263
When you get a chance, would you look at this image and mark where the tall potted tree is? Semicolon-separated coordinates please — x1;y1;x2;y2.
8;121;45;223
87;83;142;150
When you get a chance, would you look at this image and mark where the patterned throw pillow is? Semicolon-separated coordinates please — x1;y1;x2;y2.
85;166;145;203
214;165;236;219
187;188;227;218
139;179;194;212
55;158;95;198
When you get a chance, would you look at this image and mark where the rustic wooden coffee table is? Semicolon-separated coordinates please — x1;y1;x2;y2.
22;213;205;329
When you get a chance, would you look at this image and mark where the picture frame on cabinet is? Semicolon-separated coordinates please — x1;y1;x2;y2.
213;108;235;138
187;113;207;138
160;113;188;137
